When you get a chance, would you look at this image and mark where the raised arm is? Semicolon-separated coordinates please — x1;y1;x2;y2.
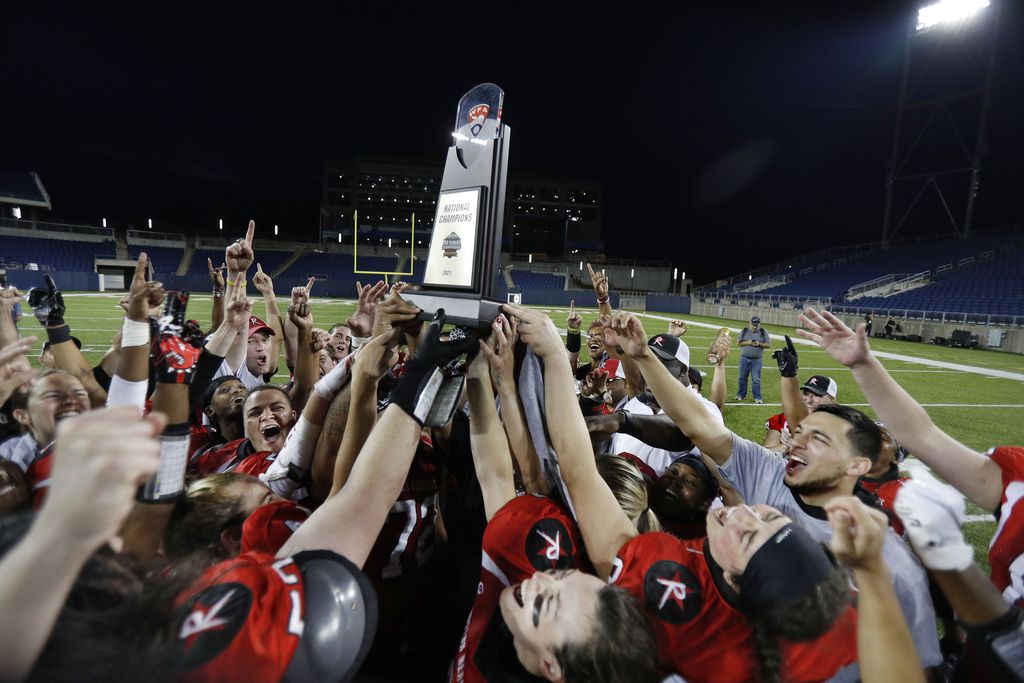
252;263;283;376
709;353;727;410
26;275;106;407
207;259;226;334
607;312;734;465
106;254;163;412
0;286;22;348
277;311;474;566
798;307;1002;512
773;335;809;430
222;221;256;373
503;303;637;579
480;315;547;495
586;263;612;318
565;300;582;373
826;496;926;683
467;343;517;520
0;407;162;682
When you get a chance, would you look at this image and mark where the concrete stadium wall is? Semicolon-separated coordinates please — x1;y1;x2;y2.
690;301;1024;355
645;295;691;315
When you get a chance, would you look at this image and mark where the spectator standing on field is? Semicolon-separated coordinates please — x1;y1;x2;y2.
736;315;770;404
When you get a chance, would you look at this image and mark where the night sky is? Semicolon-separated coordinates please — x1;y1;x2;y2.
3;2;1022;284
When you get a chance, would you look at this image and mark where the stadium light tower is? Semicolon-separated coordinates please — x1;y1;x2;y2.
881;0;998;246
101;217;107;228
147;218;153;229
218;219;223;231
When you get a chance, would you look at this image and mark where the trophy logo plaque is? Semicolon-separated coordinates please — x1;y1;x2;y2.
403;83;510;328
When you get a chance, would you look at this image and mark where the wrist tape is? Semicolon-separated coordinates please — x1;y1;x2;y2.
566;330;581;353
138;423;190;503
45;325;72;346
105;375;148;413
313;353;354;402
121;318;151;347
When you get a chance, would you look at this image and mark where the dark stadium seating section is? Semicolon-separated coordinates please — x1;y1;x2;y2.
1;235;114;272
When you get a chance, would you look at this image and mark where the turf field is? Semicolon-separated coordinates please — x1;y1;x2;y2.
26;292;1024;569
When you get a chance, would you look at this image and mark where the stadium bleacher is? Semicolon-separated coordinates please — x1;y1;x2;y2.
125;245;184;276
510;271;565;290
0;234;115;272
187;248;295;276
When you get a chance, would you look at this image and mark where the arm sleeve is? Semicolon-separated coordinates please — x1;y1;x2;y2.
719;434;789;508
188;348;228;410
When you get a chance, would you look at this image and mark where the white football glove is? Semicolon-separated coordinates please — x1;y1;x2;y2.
894;470;974;572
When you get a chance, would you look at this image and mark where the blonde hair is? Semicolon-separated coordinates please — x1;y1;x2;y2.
164;473;256;564
596;454;661;534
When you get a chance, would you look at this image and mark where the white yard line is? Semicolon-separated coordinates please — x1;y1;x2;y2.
637;313;1024;382
724;402;1024;408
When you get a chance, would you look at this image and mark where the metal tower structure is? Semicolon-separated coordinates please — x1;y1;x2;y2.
881;0;998;247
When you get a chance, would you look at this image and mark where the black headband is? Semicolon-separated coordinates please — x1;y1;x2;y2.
738;523;835;612
670;453;719;498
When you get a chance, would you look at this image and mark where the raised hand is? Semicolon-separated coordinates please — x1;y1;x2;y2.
354;326;402;382
388;309;477;426
224;220;256;274
37;406;165;552
288;298;313;337
150;291;201;384
826;496;891;572
372;287;422;339
27;275;66;328
586;263;609;299
893;470;974;572
797;307;870;368
0;286;22;312
0;337;37;406
605;312;648;358
224;279;254;332
207;258;226;290
478;315;517;392
125;253;165;323
502;303;564;360
771;334;799;378
252;263;274;297
668;320;688;337
346;280;387;338
566;300;582;332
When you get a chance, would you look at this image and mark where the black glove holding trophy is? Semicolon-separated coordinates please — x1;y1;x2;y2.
402;83;510;331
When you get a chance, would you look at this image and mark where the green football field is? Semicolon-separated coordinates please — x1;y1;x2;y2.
26;292;1024;570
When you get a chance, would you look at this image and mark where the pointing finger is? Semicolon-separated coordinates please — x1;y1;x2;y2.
244;220;256;246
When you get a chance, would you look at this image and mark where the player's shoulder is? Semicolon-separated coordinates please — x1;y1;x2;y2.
987;446;1024;480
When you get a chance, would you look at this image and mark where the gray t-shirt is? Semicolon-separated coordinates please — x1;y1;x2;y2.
738;326;769;359
719;434;943;668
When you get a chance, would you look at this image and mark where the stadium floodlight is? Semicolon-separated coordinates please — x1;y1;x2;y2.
11;207;21;219
388;238;392;248
916;0;989;31
337;232;342;243
274;224;279;236
219;219;223;231
630;268;635;278
682;271;686;280
528;254;533;263
147;218;153;229
101;217;107;228
579;261;583;271
673;267;678;280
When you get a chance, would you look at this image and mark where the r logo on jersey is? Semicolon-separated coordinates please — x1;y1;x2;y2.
175;582;254;669
643;560;702;624
525;518;574;572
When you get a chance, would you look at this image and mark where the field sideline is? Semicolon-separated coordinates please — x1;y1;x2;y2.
26;291;1024;570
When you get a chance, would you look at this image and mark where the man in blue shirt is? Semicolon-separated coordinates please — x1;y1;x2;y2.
736;315;770;404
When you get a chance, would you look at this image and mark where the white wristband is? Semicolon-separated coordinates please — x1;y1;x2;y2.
121;318;151;347
105;375;148;413
349;335;370;351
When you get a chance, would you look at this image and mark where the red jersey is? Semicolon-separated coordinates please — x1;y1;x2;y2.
610;532;858;683
240;500;309;555
190;438;276;478
174;552;305;683
765;412;787;434
988;446;1024;606
23;443;53;510
450;495;586;683
859;468;908;536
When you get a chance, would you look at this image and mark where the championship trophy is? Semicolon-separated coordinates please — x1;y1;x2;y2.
706;328;733;364
402;83;510;328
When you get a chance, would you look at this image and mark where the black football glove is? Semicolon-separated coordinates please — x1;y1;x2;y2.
772;334;798;378
388;309;476;427
27;275;66;327
151;291;200;384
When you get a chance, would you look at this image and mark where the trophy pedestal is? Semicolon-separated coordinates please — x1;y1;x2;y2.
402;291;503;329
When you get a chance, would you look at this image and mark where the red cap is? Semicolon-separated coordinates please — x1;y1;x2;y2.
600;358;627;379
248;315;275;337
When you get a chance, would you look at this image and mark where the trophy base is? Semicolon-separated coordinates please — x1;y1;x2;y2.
402;291;504;329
